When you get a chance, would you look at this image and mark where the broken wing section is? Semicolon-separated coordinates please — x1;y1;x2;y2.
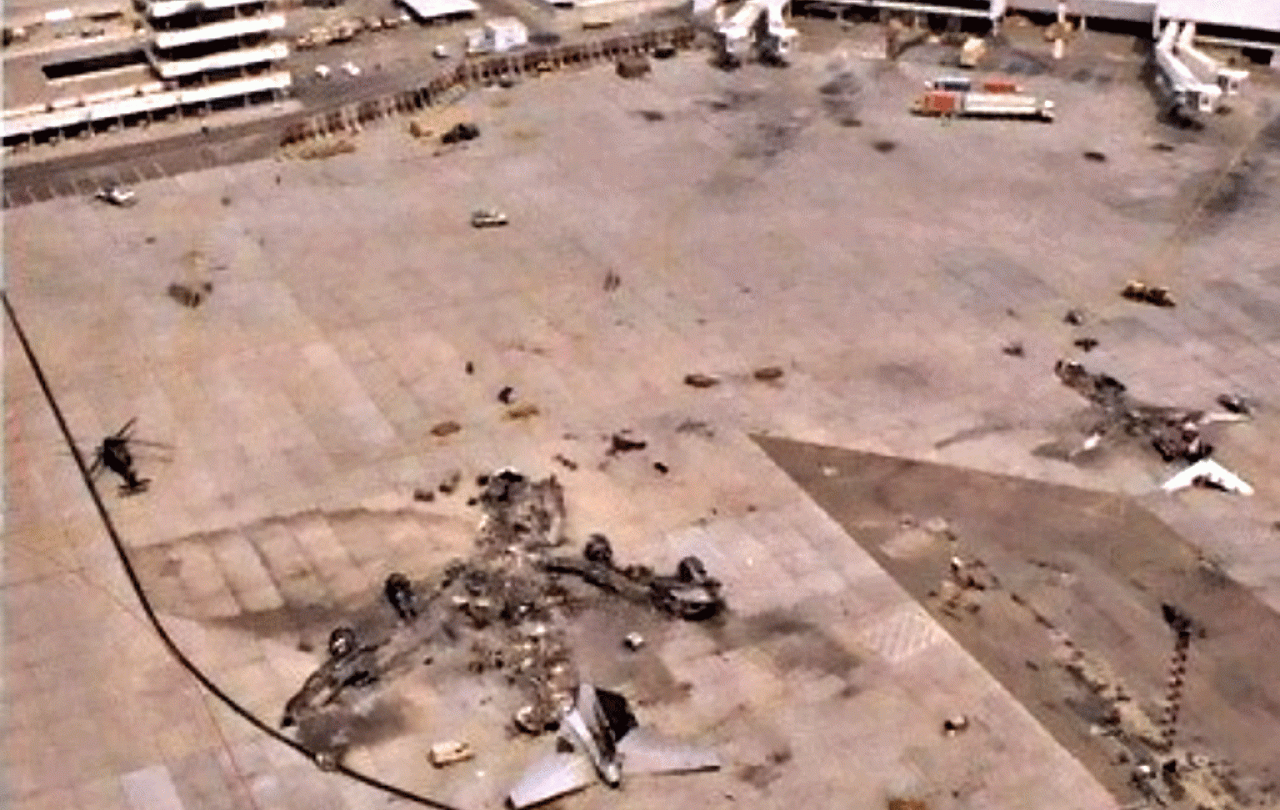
508;750;597;809
617;727;721;776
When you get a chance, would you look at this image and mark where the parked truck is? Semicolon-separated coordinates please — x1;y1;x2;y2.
912;90;1054;122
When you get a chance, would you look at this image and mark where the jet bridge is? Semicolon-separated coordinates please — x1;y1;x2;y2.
1175;22;1248;96
1153;19;1220;114
716;0;799;65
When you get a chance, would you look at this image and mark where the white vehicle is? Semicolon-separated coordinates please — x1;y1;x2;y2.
433;44;449;58
341;60;361;76
470;208;508;228
95;185;136;207
314;64;331;79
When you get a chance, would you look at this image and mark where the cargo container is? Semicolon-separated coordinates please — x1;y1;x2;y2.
912;90;1054;121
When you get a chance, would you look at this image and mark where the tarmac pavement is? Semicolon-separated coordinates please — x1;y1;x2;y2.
5;30;1280;810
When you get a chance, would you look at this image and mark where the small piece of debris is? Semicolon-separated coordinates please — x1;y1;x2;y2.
623;632;645;650
167;281;213;308
676;419;715;438
1121;280;1175;307
1073;337;1099;351
942;715;969;735
887;799;930;810
653;461;669;474
465;361;475;375
429;741;474;767
637;109;665;122
1002;341;1025;357
438;470;462;494
1063;308;1085;325
413;488;436;502
1082;150;1107;162
1152;142;1175;152
684;373;721;388
608;433;647;454
506;403;540;420
553;454;578;470
1216;393;1251;415
604;271;622;291
753;366;785;381
431;421;462;437
872;140;897;153
498;386;516;404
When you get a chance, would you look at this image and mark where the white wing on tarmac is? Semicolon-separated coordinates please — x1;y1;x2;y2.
1161;459;1254;495
617;727;721;776
508;749;597;810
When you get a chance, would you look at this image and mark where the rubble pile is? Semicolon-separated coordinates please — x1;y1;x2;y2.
281;469;726;761
1054;360;1224;462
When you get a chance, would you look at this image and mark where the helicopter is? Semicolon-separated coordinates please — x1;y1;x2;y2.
85;418;171;495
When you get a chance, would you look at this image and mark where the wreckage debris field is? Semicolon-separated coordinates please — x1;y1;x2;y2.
6;38;1280;810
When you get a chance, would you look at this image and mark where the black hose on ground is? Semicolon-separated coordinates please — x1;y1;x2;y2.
2;291;463;810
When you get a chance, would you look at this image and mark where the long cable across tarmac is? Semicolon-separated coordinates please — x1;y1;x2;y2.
2;290;465;810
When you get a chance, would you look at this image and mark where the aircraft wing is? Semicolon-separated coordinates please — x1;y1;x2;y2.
508;749;598;809
617;727;721;776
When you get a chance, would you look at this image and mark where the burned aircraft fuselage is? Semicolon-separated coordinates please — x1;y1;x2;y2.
280;469;726;759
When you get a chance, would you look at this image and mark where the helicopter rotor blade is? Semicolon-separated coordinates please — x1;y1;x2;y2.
111;417;138;440
128;439;173;450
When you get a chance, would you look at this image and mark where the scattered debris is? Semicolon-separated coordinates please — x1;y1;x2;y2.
636;109;665;122
943;715;970;735
553;454;578;471
676;419;715;438
167;281;213;308
608;433;647;455
1054;359;1229;462
471;208;509;228
429;741;474;767
282;468;727;765
465;361;475;375
1215;393;1251;415
1064;308;1085;325
431;421;462;437
684;373;721;388
753;366;785;381
442;122;480;144
1002;341;1025;357
616;53;650;79
623;632;645;650
384;573;417;622
872;139;897;153
506;403;540;420
1152;141;1176;152
1162;459;1254;495
413;488;435;502
1083;150;1107;162
438;470;462;494
498;386;516;404
653;461;669;474
1073;336;1099;351
1121;280;1175;308
603;271;622;291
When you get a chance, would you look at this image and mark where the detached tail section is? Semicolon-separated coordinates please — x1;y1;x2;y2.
508;684;720;809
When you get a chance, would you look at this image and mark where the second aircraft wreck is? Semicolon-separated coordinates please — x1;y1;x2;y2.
280;468;726;802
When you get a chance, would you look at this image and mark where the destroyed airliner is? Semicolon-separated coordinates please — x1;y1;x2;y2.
280;468;725;792
1053;360;1247;463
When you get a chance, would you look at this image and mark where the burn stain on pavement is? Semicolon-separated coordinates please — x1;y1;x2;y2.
754;435;1280;805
